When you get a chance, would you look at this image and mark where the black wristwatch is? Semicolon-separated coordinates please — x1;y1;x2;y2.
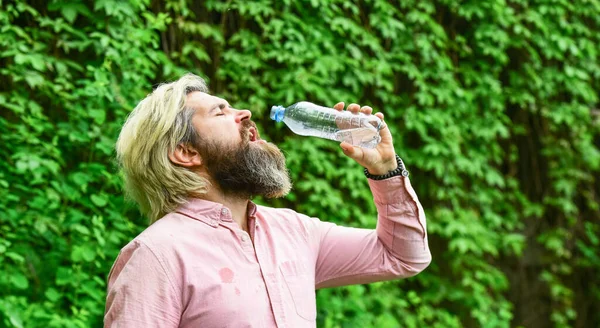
364;154;409;180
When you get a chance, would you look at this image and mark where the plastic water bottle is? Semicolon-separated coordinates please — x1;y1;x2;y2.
270;102;382;149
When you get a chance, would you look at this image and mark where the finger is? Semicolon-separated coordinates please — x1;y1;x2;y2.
347;103;360;114
340;141;356;156
333;102;344;111
340;141;364;162
374;112;393;144
360;106;373;115
375;112;387;129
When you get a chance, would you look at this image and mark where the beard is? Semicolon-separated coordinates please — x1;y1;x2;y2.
194;120;291;199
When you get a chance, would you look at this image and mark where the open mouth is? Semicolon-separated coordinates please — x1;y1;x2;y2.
248;127;257;141
248;127;264;143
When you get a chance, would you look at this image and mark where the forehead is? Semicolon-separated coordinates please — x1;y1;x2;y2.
185;91;226;115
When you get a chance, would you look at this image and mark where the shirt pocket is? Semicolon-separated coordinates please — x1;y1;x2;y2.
279;260;316;321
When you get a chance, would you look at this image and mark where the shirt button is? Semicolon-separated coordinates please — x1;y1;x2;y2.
221;208;228;215
241;235;249;242
210;219;218;226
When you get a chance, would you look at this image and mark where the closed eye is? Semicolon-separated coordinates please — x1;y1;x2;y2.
210;102;229;116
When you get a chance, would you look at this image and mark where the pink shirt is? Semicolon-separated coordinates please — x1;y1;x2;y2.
104;176;431;327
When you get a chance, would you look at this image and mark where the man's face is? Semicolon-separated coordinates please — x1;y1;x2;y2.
186;91;291;198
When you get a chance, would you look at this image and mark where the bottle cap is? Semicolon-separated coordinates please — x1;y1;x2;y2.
270;105;285;122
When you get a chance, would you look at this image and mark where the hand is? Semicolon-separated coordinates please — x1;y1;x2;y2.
333;102;397;175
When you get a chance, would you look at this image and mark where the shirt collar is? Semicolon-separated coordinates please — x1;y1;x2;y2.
175;198;258;228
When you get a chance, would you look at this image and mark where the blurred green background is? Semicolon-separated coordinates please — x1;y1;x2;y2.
1;0;599;327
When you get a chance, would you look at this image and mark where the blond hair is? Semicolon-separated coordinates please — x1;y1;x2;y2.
116;73;209;223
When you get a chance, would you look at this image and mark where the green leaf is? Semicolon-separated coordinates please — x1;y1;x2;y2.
61;6;78;24
81;246;96;262
89;108;106;124
56;267;73;286
5;252;25;264
10;273;29;290
45;287;61;302
71;245;96;262
90;194;107;207
24;71;45;88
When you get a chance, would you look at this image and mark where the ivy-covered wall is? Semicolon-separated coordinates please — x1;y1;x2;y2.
1;0;599;327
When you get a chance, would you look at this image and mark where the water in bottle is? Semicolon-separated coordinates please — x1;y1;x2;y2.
270;101;382;149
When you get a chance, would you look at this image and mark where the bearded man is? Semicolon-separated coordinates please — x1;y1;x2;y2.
104;73;431;327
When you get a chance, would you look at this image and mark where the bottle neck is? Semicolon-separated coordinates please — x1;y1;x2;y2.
270;105;285;122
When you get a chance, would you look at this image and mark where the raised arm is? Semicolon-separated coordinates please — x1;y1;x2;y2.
311;102;431;288
311;175;431;289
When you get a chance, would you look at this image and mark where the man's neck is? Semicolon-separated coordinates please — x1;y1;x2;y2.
202;188;251;233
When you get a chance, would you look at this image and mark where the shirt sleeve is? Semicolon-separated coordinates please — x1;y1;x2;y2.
311;176;431;289
104;240;181;328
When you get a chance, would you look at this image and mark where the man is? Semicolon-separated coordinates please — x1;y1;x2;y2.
104;73;431;327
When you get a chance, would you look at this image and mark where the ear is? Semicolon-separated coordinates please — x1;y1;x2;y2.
169;143;203;168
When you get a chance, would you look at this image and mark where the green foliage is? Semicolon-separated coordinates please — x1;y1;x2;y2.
1;0;599;327
0;1;176;326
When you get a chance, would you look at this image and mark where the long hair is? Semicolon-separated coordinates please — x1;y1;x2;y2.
116;73;209;223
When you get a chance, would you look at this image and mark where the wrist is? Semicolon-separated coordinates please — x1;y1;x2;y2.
366;158;398;176
364;155;409;180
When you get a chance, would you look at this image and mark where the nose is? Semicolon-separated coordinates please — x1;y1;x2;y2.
234;109;252;123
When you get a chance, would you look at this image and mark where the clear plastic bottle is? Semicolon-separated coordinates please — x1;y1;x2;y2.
270;101;382;149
